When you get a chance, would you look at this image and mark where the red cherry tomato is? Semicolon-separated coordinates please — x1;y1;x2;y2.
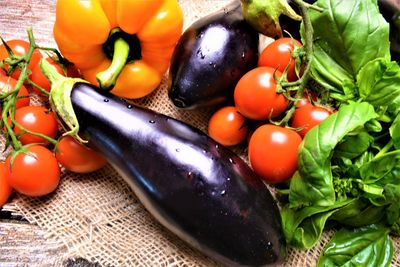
208;106;248;146
30;57;64;94
0;68;5;77
295;89;319;108
234;67;288;120
0;75;30;109
10;106;59;145
291;104;332;138
0;162;12;207
0;39;42;80
258;38;302;81
248;124;302;184
55;135;107;173
5;145;60;197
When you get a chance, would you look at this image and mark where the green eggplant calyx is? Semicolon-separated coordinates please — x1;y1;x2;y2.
39;58;88;143
241;0;301;38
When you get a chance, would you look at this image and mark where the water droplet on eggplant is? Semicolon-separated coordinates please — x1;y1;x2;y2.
127;104;132;109
149;120;156;124
220;190;226;196
103;98;109;102
196;48;205;59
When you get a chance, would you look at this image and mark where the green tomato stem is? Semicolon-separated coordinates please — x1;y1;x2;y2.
1;28;39;151
96;37;130;91
10;118;58;146
26;78;50;96
2;95;21;150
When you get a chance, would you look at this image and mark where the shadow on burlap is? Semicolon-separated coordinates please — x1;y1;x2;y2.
1;0;399;266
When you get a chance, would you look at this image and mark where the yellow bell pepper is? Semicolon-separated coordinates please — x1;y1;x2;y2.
53;0;184;98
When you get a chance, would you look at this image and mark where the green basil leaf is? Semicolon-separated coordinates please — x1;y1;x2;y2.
317;225;393;267
333;131;373;160
358;58;400;107
307;0;390;93
390;113;400;149
290;102;377;207
382;184;400;225
281;197;353;249
330;199;385;227
359;150;400;183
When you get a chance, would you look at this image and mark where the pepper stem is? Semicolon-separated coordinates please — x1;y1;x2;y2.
96;38;130;91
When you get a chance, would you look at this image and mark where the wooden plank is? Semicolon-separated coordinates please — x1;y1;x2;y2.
0;204;104;267
0;221;64;266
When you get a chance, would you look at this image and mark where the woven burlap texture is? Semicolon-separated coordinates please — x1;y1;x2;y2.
1;1;399;266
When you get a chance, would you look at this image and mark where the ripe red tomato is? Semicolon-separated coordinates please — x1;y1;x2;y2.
4;145;60;197
11;106;59;145
295;89;318;108
0;68;5;77
258;38;303;82
55;135;107;173
0;162;12;207
208;106;248;146
234;67;288;120
30;57;64;94
0;39;42;80
248;124;302;184
291;104;332;138
0;75;30;109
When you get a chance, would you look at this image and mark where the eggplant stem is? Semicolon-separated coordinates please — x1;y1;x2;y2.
96;38;130;91
40;58;89;144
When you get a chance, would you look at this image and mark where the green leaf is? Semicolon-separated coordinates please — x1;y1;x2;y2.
358;58;400;107
333;131;373;160
390;113;400;149
281;197;353;249
290;102;377;207
318;225;393;267
307;0;390;93
359;150;400;183
330;199;385;227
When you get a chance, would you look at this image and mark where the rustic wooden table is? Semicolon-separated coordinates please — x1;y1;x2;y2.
0;202;101;267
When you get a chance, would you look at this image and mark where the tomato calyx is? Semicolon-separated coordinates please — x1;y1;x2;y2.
0;37;25;77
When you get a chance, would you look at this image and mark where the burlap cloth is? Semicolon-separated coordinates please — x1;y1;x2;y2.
0;1;399;266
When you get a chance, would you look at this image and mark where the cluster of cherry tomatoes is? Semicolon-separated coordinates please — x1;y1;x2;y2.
0;39;107;207
207;38;333;184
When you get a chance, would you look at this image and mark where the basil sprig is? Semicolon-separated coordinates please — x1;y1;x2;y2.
282;0;400;265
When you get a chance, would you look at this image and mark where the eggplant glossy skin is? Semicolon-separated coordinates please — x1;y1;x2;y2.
71;82;286;266
168;0;259;109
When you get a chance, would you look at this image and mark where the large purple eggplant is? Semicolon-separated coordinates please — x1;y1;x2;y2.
167;0;259;109
42;60;286;266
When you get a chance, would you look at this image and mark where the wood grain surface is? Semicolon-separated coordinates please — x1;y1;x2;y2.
0;203;63;266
